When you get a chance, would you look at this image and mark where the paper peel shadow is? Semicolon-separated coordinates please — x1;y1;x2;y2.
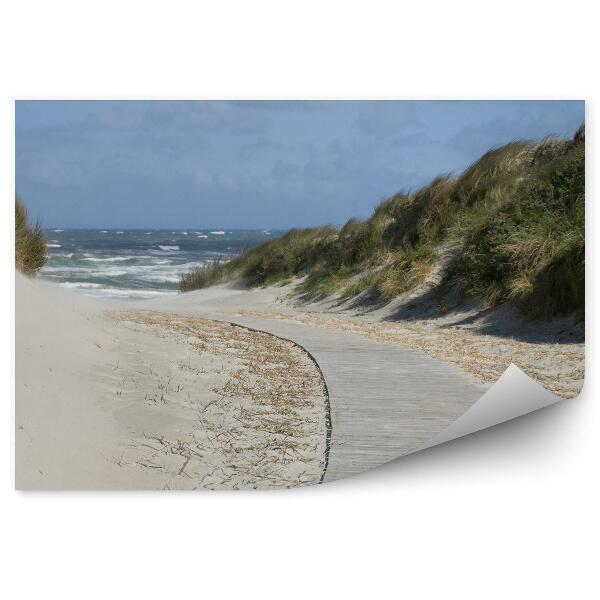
418;364;562;452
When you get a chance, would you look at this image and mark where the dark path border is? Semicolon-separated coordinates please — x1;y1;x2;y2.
223;320;332;484
219;316;487;483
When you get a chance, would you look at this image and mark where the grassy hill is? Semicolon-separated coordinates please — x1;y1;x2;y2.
180;125;585;320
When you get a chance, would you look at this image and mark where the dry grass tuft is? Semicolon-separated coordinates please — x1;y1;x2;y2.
105;310;329;489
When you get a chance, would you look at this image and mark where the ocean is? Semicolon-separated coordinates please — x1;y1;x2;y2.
40;228;280;299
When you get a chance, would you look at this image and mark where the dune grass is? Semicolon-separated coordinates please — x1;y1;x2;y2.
180;125;584;320
15;196;47;276
179;257;228;292
453;128;584;318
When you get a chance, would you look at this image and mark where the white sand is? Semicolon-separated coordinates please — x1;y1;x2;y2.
16;273;131;489
15;272;583;489
15;274;327;490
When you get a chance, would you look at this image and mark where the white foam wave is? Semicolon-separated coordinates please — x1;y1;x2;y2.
61;282;104;289
158;245;179;251
55;268;129;277
210;230;225;235
47;243;61;248
139;274;181;284
197;234;208;238
83;256;131;263
52;229;64;232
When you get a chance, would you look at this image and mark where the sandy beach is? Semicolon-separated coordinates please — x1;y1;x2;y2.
16;274;328;489
15;272;584;489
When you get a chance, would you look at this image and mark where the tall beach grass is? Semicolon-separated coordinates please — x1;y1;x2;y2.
15;196;47;276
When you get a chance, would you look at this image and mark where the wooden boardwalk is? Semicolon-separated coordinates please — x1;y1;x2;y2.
166;309;488;482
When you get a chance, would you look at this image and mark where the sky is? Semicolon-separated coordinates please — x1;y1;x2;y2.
15;100;584;229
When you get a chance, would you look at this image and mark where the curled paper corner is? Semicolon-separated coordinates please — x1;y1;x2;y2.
418;364;564;452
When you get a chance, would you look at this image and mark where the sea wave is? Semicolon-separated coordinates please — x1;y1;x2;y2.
139;274;181;284
42;266;88;273
40;229;266;300
83;256;132;263
130;260;208;273
61;282;104;289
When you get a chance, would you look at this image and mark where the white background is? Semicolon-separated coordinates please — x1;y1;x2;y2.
0;1;597;598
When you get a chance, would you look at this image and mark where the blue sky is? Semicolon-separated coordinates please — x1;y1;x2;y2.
15;100;584;229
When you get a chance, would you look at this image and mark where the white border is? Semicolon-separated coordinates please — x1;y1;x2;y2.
1;2;597;599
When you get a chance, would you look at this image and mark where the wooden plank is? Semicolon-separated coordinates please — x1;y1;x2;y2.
203;315;487;482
